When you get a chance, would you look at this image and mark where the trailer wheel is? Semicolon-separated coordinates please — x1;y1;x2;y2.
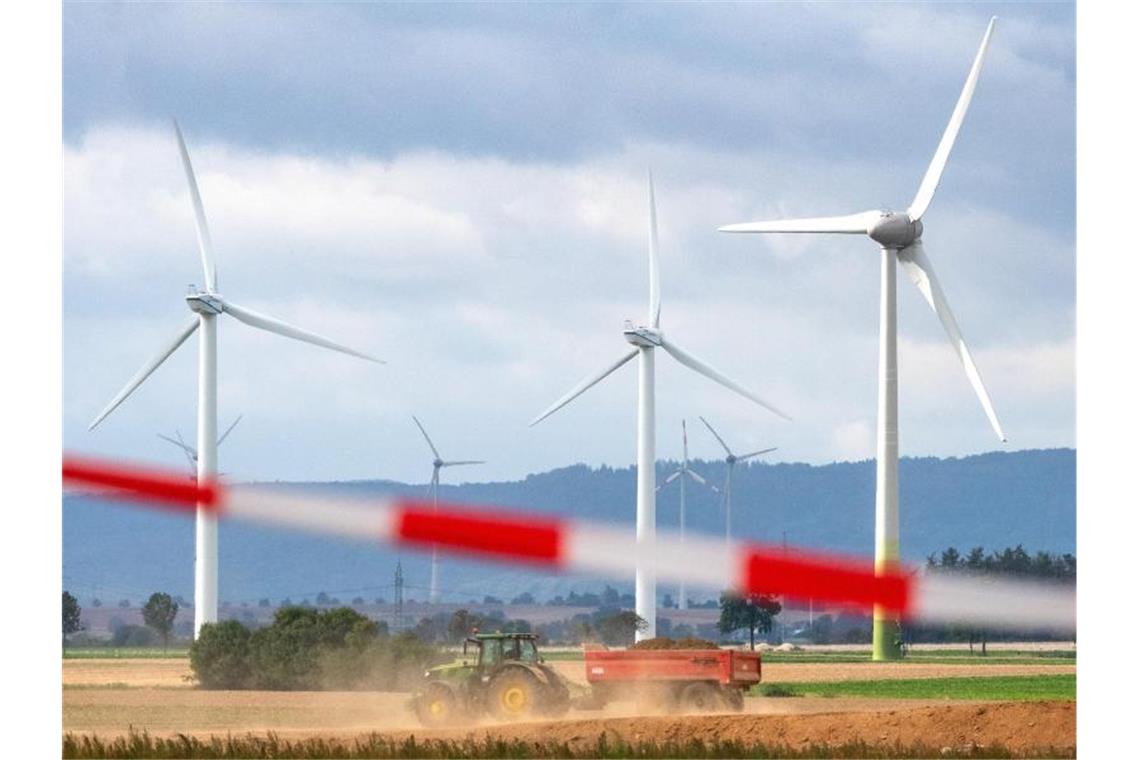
722;687;745;712
414;683;460;727
487;669;541;721
679;682;725;713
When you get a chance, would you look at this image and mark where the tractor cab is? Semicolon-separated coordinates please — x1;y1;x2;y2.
466;632;541;669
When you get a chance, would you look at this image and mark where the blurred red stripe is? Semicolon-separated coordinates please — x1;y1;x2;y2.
741;545;910;613
396;501;563;566
62;455;220;512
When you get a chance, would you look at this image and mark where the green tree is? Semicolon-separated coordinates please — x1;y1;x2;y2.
142;592;179;653
718;592;782;650
595;610;647;646
62;591;83;648
447;609;483;642
190;620;252;688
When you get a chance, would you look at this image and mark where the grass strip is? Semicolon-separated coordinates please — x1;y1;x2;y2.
753;674;1075;701
62;730;1074;759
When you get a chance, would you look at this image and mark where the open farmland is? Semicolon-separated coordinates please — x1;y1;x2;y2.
64;654;1075;757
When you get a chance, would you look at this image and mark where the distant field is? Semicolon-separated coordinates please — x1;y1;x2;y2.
760;649;1076;666
755;674;1075;701
64;648;190;660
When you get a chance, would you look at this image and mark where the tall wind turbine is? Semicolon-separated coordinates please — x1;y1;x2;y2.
412;415;485;604
530;175;789;640
89;121;382;637
719;18;1005;660
158;414;243;478
698;416;776;547
657;419;718;610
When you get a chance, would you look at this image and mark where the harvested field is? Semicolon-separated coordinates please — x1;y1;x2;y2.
63;657;1076;757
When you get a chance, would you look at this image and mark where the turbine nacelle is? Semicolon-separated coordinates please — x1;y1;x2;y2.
186;290;225;315
622;322;662;348
867;212;923;250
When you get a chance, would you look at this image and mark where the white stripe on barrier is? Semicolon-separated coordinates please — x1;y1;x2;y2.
228;487;399;543
564;523;736;592
912;571;1076;633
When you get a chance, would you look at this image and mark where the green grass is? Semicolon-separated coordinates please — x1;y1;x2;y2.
63;647;190;659
62;730;1074;759
751;674;1075;701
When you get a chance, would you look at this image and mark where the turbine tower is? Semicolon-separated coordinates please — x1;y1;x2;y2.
412;415;485;604
531;175;789;640
657;419;718;610
158;415;243;478
90;121;381;637
698;416;776;547
719;18;1005;660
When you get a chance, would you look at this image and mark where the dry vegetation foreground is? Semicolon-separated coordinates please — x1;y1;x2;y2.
63;657;1076;757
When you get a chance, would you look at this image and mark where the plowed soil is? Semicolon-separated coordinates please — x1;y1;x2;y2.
63;658;1076;755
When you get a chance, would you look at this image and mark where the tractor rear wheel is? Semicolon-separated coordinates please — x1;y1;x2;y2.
414;682;461;727
679;682;725;713
487;669;541;721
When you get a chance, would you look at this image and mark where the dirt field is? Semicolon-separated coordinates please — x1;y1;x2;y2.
63;656;1076;689
63;657;1076;755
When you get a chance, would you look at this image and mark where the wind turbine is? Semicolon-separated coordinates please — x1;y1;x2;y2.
657;419;718;610
158;414;243;478
698;416;777;548
89;121;382;637
530;175;789;640
412;415;485;604
719;18;1005;660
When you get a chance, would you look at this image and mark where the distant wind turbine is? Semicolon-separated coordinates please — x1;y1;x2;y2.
89;121;382;637
657;419;718;610
530;175;789;640
718;18;1006;660
158;414;243;478
413;415;485;604
698;416;776;547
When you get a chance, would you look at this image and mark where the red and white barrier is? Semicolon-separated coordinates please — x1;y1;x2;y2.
62;455;1075;633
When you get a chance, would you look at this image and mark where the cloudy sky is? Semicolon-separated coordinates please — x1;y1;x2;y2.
63;2;1075;484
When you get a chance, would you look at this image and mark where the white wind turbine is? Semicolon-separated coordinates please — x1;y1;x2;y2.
719;18;1005;660
530;175;789;640
158;414;243;478
412;415;485;604
89;121;382;637
697;416;776;547
656;419;718;610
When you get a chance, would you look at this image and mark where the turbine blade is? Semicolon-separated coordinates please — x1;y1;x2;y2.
412;416;441;459
685;469;707;486
682;419;689;463
440;460;485;467
907;17;998;220
222;299;383;363
738;446;778;461
173;120;218;292
663;470;682;485
529;348;638;426
217;414;243;447
648;172;662;328
698;415;734;457
660;337;791;421
157;432;195;456
719;212;875;235
897;241;1006;441
89;317;200;430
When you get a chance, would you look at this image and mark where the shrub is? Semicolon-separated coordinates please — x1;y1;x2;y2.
111;624;156;647
190;620;252;689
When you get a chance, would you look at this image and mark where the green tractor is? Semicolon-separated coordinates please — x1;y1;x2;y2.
412;632;571;726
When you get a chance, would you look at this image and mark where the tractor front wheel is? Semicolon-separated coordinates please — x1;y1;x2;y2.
414;682;461;727
487;670;541;721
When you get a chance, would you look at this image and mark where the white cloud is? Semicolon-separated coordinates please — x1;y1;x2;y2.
65;126;1073;483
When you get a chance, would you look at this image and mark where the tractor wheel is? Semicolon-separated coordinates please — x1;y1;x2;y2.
414;682;460;727
679;682;725;713
487;669;541;721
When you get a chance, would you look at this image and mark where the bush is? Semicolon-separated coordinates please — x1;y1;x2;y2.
189;606;436;691
191;620;252;689
111;625;156;647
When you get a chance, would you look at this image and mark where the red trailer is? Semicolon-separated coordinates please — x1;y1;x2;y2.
582;648;761;712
